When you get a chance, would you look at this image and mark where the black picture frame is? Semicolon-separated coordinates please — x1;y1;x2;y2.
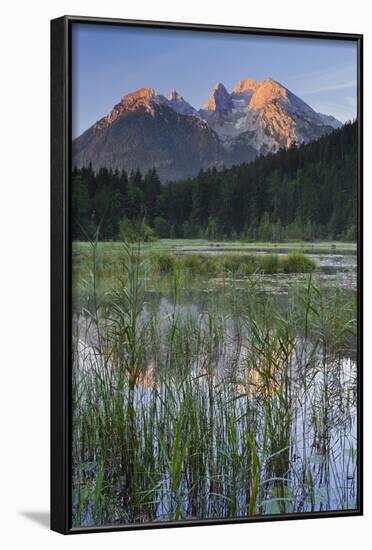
51;15;363;535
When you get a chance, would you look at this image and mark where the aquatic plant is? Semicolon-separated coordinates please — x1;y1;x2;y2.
71;241;357;527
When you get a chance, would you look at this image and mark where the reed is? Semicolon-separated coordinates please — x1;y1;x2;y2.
71;241;357;526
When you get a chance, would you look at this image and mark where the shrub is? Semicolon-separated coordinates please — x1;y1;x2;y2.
282;252;316;273
342;225;357;242
180;254;221;275
241;262;258;275
152;253;176;274
223;254;255;273
118;218;157;242
149;251;316;277
223;255;242;273
259;254;280;274
154;217;171;238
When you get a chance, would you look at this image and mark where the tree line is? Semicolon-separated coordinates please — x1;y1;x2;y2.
71;121;357;242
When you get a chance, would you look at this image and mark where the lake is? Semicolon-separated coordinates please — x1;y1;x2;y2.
71;241;358;526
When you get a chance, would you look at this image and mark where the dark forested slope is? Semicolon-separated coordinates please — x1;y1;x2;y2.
72;121;357;241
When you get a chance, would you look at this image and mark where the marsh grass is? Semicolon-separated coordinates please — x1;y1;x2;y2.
71;241;357;527
72;244;316;304
282;251;317;273
175;251;315;275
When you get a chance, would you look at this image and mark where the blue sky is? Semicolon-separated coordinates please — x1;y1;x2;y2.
72;23;357;138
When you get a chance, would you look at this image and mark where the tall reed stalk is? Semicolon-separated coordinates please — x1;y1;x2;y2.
71;240;357;526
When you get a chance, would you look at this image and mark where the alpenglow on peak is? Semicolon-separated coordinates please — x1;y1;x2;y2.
73;77;342;182
203;82;233;112
233;78;258;94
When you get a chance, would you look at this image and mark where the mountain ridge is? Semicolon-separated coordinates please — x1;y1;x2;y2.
72;77;343;181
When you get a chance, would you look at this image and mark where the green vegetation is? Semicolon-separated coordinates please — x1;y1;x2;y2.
70;122;358;527
73;243;315;287
117;218;156;242
282;251;317;273
72;122;357;243
72;241;357;527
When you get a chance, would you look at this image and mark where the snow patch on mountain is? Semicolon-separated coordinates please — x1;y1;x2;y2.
77;77;343;180
198;77;343;155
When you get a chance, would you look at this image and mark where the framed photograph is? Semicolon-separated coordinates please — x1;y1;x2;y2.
51;15;363;534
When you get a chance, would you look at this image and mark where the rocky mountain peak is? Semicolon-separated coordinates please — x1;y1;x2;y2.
203;82;233;112
124;87;156;101
249;78;288;109
119;87;158;109
96;87;160;129
233;78;258;95
77;76;342;182
167;89;197;116
168;89;182;102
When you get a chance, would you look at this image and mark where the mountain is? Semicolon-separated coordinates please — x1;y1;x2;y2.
72;79;343;181
72;88;225;182
231;78;258;100
201;82;234;114
198;78;342;158
166;89;197;116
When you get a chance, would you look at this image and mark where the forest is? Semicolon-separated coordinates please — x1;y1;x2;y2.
71;121;357;242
